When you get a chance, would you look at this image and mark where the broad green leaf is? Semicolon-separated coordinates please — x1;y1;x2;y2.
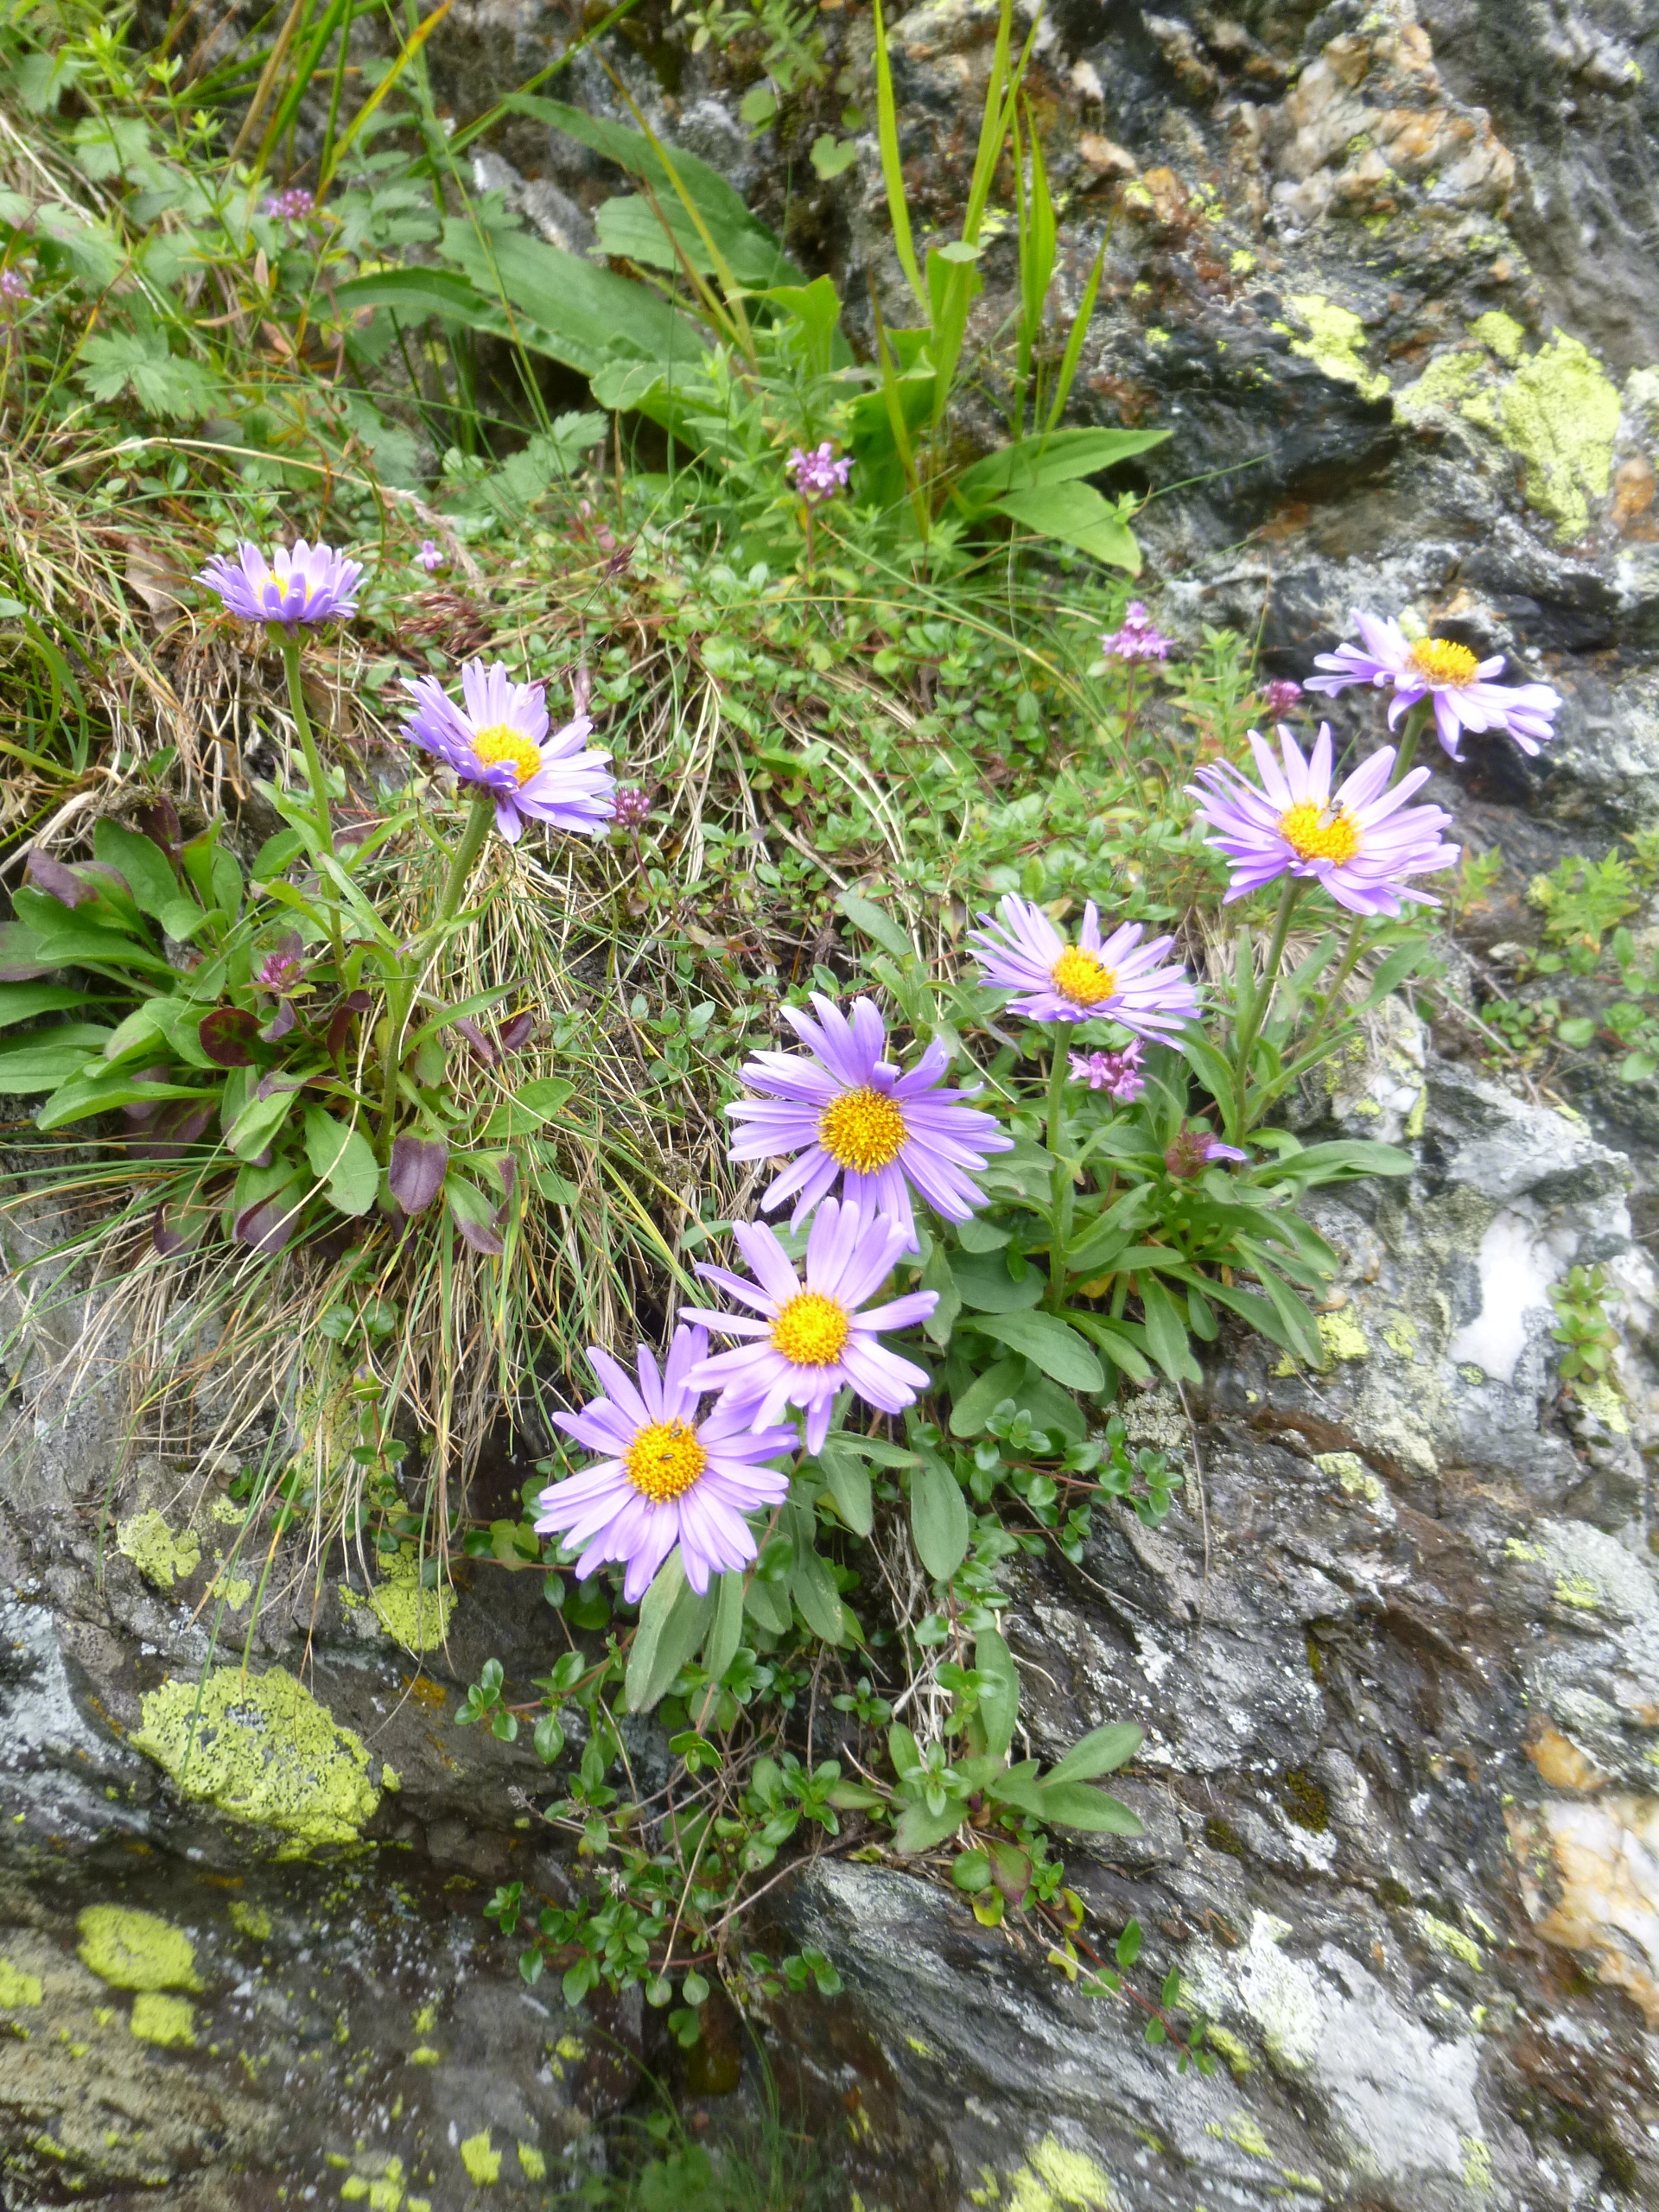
742;1573;791;1636
302;1104;379;1217
815;1438;874;1536
700;1571;745;1688
0;1024;113;1091
334;265;512;329
835;890;913;960
1255;1264;1324;1365
921;1239;961;1347
948;1352;1025;1437
92;819;177;922
594;191;793;286
950;1247;1045;1314
986;1758;1047;1818
0;984;100;1029
36;1070;213;1128
1046;1723;1142;1785
226;1081;301;1163
480;1077;575;1140
995;480;1143;573
1255;1140;1414;1185
956;426;1170;503
791;1541;845;1643
625;1552;715;1713
1065;1313;1154;1385
887;1722;922;1777
974;1626;1020;1760
439;219;700;385
1037;1780;1143;1835
1136;1274;1202;1385
910;1451;971;1581
892;1797;967;1855
11;898;172;976
963;1308;1103;1392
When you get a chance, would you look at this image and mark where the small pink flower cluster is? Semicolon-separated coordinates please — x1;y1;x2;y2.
1102;601;1173;664
263;187;316;225
786;442;852;503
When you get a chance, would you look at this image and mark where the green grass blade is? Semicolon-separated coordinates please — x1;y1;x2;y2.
872;0;926;315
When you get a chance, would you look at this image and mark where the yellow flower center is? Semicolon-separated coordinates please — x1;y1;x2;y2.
623;1418;707;1503
471;722;543;787
770;1290;851;1367
1049;946;1117;1007
817;1085;907;1173
1278;799;1361;865
1408;637;1479;687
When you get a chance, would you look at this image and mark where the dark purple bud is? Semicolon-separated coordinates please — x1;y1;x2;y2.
133;795;183;867
496;1011;535;1054
325;989;372;1060
610;786;653;830
200;1007;262;1066
25;848;92;907
152;1205;185;1257
389;1135;448;1214
235;1192;300;1255
453;1017;498;1066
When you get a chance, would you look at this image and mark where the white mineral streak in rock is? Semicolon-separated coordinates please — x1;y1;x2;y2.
1512;1796;1659;2026
1446;1205;1572;1383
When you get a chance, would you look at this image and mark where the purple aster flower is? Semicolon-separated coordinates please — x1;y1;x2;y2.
1103;602;1173;664
1306;609;1560;760
725;994;1011;1253
264;187;316;224
683;1199;938;1455
196;539;364;630
787;442;853;503
416;539;445;573
533;1325;796;1603
402;658;613;844
1069;1040;1145;1103
1189;722;1459;919
1258;678;1302;718
611;785;653;829
969;896;1198;1037
1165;1124;1246;1178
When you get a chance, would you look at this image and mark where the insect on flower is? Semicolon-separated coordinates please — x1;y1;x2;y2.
403;658;613;843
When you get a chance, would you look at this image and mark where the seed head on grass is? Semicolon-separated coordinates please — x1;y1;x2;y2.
683;1199;937;1454
726;995;1010;1251
195;539;363;629
403;658;613;843
534;1326;796;1601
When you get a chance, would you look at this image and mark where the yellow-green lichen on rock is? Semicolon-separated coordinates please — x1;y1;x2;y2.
1003;2136;1116;2212
1464;330;1618;539
130;1666;386;1848
1280;294;1389;401
114;1510;200;1592
130;1991;196;2047
77;1907;201;1993
459;2130;501;2183
0;1955;42;2006
365;1549;455;1655
1469;309;1525;364
1317;1310;1370;1365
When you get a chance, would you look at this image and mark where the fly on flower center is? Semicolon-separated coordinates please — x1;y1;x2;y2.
1049;945;1117;1007
471;723;543;787
1278;798;1361;866
771;1290;851;1367
623;1418;707;1503
1408;637;1479;688
817;1085;907;1173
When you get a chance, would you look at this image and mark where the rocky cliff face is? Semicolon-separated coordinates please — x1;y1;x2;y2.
5;2;1659;2205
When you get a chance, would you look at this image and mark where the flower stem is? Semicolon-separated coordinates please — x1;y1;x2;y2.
1230;876;1301;1137
280;629;333;849
1391;697;1432;785
1046;1034;1074;1297
435;792;497;931
379;792;498;1147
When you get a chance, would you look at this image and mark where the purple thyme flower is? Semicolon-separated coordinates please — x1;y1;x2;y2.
1069;1040;1146;1103
1189;722;1459;919
403;658;613;844
264;187;316;224
0;267;31;305
683;1198;938;1456
969;895;1198;1038
196;539;364;630
1306;609;1561;761
255;935;305;991
1165;1124;1246;1178
725;994;1011;1253
786;442;853;504
533;1325;796;1603
1103;601;1173;664
415;539;445;573
1258;678;1303;719
610;785;653;829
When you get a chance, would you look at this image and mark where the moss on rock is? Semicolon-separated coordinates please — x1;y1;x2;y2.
131;1666;389;1848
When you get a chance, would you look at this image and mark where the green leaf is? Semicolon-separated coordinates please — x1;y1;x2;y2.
816;1438;874;1536
1065;1313;1154;1385
1255;1140;1414;1186
0;1024;113;1091
700;1570;745;1688
909;1451;971;1580
974;1626;1020;1760
892;1797;967;1855
962;1309;1104;1393
1046;1723;1142;1785
1039;1780;1143;1835
92;819;178;921
994;480;1144;572
742;1572;791;1636
956;427;1170;502
226;1081;301;1163
921;1240;961;1346
480;1077;575;1140
950;1247;1045;1313
1136;1275;1201;1385
334;265;511;329
985;1759;1047;1818
302;1104;379;1217
791;1540;845;1643
0;984;99;1029
439;219;701;387
835;891;914;960
625;1552;715;1713
948;1353;1025;1437
1116;1920;1143;1967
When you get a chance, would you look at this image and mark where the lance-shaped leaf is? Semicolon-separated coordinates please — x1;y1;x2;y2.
389;1135;448;1215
